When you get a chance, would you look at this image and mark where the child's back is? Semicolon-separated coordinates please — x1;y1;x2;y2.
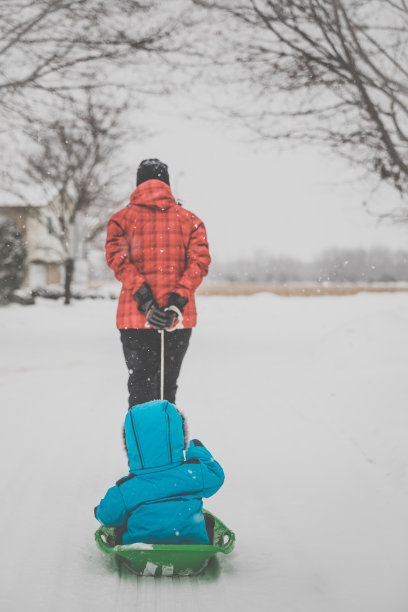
94;400;224;545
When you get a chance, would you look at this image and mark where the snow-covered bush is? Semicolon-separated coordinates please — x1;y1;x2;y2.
0;216;27;304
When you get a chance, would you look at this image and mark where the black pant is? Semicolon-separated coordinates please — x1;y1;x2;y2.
120;328;192;408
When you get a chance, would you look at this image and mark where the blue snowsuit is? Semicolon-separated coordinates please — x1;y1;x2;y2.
94;400;224;545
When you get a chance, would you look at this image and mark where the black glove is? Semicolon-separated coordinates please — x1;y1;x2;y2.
146;306;176;330
191;439;203;447
168;292;188;312
134;283;155;315
134;284;175;330
160;293;188;330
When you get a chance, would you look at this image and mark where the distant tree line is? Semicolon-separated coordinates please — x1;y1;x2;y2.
208;248;408;284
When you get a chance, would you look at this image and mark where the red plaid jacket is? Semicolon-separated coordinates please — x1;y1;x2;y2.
105;179;211;329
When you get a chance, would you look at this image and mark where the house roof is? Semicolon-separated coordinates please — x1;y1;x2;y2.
0;202;44;209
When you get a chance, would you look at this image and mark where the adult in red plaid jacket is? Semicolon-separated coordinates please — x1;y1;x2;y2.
105;159;210;407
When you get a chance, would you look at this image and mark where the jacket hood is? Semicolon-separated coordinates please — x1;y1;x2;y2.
129;179;177;211
124;400;185;473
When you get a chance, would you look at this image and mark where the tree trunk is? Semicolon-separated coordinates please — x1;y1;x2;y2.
64;257;74;305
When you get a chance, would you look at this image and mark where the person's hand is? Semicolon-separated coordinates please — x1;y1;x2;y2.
166;291;188;331
190;439;203;447
134;284;173;330
163;292;188;330
146;306;176;330
168;292;188;312
134;283;155;314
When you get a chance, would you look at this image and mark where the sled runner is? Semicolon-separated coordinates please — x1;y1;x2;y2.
95;509;235;576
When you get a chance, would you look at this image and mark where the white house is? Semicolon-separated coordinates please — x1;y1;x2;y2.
0;199;66;289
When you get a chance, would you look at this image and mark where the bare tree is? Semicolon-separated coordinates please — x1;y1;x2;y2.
0;1;197;215
23;96;127;304
0;1;190;124
191;0;408;196
0;0;194;196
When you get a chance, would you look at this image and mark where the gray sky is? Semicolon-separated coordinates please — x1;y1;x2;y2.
126;113;408;263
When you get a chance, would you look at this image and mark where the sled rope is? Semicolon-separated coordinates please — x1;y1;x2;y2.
160;329;164;401
158;308;183;401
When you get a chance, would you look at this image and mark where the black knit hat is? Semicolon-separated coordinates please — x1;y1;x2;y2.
136;158;170;186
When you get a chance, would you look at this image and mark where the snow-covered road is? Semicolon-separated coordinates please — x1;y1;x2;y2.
1;292;408;612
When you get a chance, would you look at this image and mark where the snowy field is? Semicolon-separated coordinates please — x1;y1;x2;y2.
1;292;408;612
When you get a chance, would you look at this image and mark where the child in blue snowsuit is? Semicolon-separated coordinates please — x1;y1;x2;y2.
94;400;224;545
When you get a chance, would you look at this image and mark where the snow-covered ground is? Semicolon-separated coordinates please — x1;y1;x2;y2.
1;292;408;612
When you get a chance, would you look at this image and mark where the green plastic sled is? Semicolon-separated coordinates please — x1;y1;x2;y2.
95;509;235;577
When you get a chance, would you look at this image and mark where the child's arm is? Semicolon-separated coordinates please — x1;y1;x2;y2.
185;439;225;497
94;484;127;527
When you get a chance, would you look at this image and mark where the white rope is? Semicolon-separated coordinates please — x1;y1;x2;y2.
159;329;164;401
159;308;183;401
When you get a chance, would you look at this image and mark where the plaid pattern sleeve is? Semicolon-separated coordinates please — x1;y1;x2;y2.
174;217;211;299
105;217;146;293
